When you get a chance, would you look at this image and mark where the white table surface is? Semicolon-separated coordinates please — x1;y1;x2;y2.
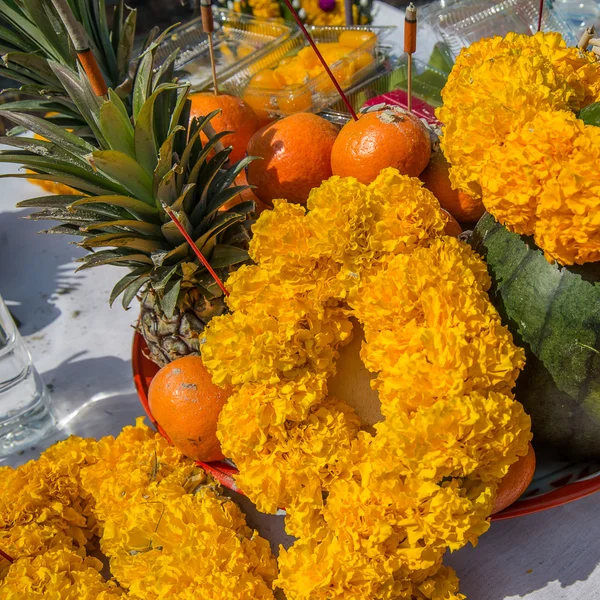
1;3;599;598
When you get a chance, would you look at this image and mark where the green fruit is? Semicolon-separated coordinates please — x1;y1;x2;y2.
470;213;600;460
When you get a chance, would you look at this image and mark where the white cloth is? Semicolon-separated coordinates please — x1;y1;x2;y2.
0;3;599;595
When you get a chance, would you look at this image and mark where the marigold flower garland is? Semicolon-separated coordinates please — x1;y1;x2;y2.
201;168;532;599
437;32;600;265
0;420;277;599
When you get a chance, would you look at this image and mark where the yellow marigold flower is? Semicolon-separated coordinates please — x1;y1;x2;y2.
0;436;100;560
0;548;123;600
221;396;360;513
248;0;281;19
534;122;600;264
376;392;531;482
438;32;600;197
200;170;531;598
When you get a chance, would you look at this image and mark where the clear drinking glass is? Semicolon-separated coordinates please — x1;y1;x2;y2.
0;294;55;457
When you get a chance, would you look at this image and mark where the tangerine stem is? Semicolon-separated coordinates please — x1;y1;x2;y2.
281;0;358;121
160;201;229;297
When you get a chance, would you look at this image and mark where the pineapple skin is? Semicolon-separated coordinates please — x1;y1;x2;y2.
139;288;226;367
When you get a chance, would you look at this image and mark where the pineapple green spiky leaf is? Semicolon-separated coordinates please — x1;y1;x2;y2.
0;13;256;366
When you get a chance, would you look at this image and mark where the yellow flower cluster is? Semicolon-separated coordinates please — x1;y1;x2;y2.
230;0;370;25
202;169;531;598
438;32;600;265
0;420;277;599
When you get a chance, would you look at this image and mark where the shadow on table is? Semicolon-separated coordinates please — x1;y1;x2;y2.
1;352;141;468
0;207;85;335
446;495;600;599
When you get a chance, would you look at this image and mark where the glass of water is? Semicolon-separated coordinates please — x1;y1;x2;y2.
0;294;55;457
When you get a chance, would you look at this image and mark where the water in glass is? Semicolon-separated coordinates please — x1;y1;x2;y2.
0;295;55;457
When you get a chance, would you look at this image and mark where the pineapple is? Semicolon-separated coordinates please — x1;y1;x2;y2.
0;28;255;367
0;0;137;134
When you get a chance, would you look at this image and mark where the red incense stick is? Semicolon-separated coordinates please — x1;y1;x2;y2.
0;548;14;563
281;0;358;121
160;201;229;297
537;0;544;32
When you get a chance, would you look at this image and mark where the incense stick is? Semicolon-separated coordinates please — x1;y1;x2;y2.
281;0;358;121
0;548;14;563
537;0;544;33
160;201;229;297
404;3;417;113
50;0;108;96
200;0;219;95
344;0;353;26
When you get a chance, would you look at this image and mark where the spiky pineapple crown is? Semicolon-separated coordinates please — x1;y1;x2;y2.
0;8;254;318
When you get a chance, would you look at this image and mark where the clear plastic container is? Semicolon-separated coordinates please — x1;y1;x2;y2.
155;9;296;91
220;25;396;119
0;295;55;457
420;0;578;56
321;47;452;124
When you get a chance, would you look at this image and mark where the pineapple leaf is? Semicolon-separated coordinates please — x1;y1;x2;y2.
76;248;153;270
41;223;92;236
154;126;184;194
121;273;150;309
82;220;163;236
92;0;118;81
0;23;37;52
194;212;245;251
0;136;94;170
111;0;124;54
109;265;150;307
80;232;168;253
25;207;100;224
0;98;80;117
107;88;130;120
160;278;181;319
70;195;160;222
210;244;249;268
134;83;180;174
152;48;178;89
88;150;154;205
156;164;179;209
0;152;122;190
0;110;94;157
50;62;107;147
132;51;152;121
209;155;254;200
171;183;196;214
161;209;192;245
150;264;178;292
116;6;136;81
99;97;135;156
0;172;120;195
155;241;188;266
0;0;63;63
3;51;62;87
22;0;72;62
17;194;85;209
178;110;220;173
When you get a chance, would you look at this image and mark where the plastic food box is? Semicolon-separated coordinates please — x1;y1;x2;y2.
155;9;295;91
321;54;448;125
420;0;578;56
219;25;396;118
